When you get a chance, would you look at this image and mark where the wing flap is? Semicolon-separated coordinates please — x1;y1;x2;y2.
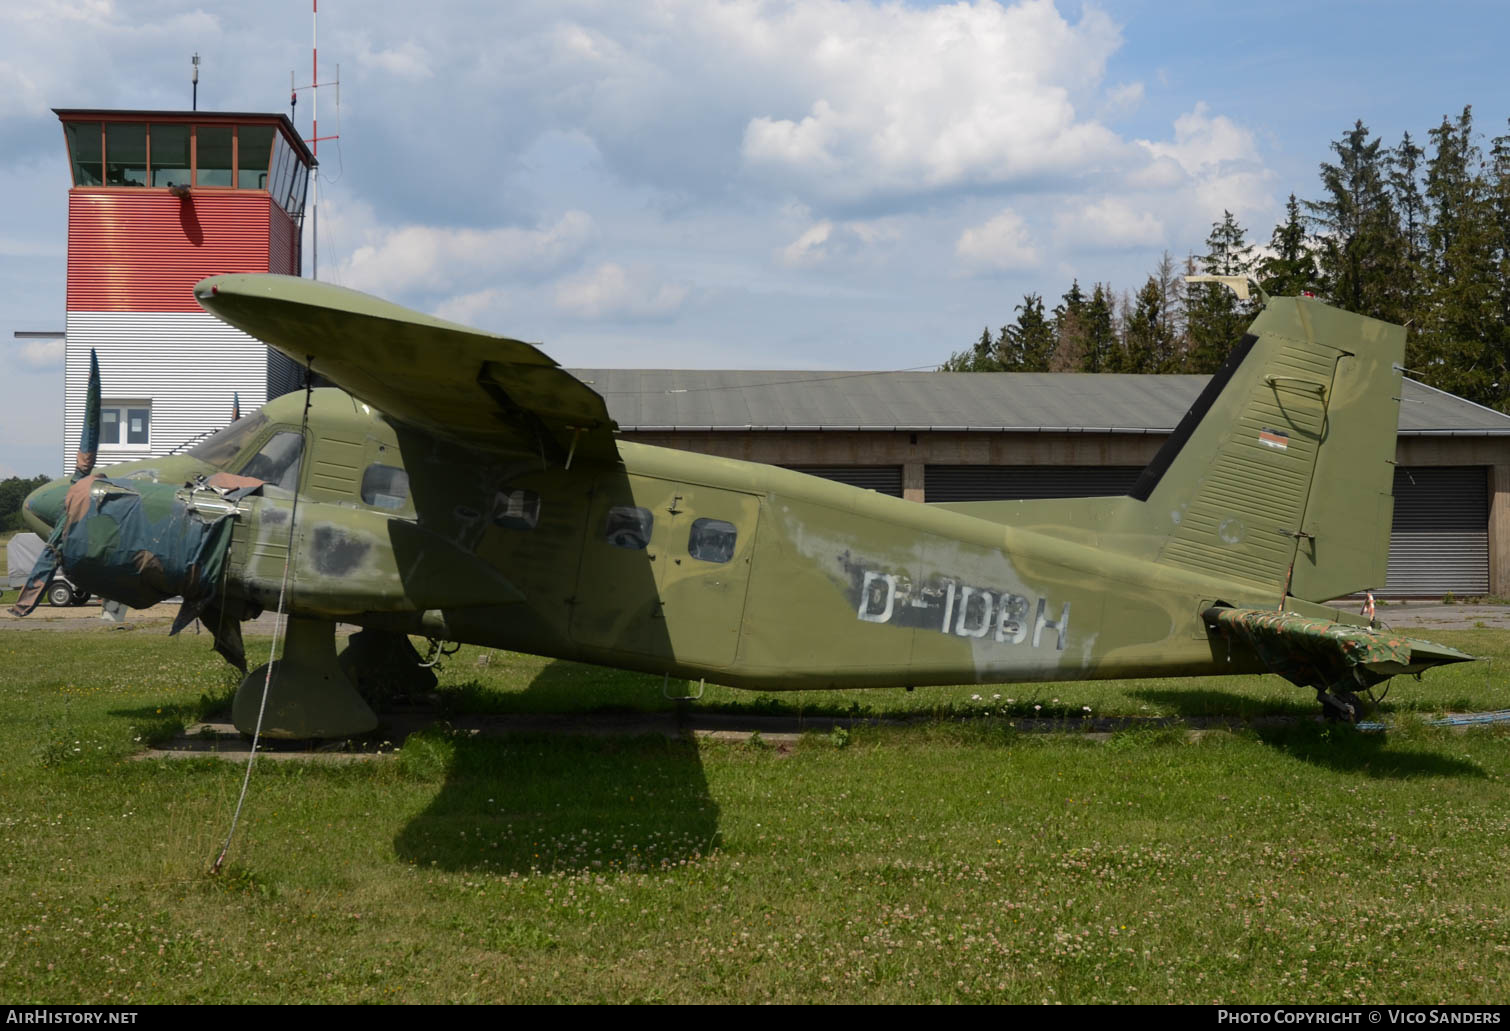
193;274;617;460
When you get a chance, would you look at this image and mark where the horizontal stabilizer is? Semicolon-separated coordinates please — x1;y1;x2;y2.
1204;607;1474;691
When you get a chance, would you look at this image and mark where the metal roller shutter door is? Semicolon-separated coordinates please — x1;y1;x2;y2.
924;465;1144;502
1386;466;1488;596
784;465;904;497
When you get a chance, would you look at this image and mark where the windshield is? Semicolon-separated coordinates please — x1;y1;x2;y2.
185;413;270;469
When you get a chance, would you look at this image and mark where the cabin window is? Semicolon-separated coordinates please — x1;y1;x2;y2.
104;123;147;187
237;125;275;190
604;506;653;550
65;122;102;186
361;464;410;510
240;431;304;489
195;126;234;187
150;124;191;187
494;488;541;530
688;518;737;563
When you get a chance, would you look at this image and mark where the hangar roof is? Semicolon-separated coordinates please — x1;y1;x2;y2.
573;370;1510;436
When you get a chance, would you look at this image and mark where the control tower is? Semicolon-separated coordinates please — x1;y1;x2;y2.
54;109;314;471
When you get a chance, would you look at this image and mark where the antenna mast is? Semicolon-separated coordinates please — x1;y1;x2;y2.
191;53;199;111
291;1;339;280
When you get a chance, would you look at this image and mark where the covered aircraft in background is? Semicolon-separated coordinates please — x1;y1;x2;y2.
13;275;1471;737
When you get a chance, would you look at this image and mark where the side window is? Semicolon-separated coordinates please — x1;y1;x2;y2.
604;506;653;550
361;464;410;510
688;518;737;563
239;431;304;489
494;488;541;530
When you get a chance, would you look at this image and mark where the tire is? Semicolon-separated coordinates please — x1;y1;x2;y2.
47;582;76;607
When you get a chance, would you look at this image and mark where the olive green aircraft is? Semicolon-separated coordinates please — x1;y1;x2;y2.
14;274;1471;738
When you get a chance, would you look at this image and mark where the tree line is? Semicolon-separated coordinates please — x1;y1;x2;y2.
944;107;1510;413
1;475;48;533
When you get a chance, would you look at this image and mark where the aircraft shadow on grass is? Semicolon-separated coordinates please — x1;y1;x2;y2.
1131;687;1487;780
391;660;722;875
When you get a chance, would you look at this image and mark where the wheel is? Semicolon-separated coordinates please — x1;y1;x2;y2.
47;582;76;607
73;593;92;607
1320;690;1364;724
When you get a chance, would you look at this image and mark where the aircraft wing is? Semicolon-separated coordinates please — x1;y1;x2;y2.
193;274;617;461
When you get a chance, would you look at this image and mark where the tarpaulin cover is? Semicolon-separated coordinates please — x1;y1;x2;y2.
10;474;256;615
1205;607;1415;690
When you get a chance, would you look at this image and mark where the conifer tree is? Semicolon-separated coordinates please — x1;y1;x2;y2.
1258;194;1318;297
1050;280;1089;371
1419;106;1501;402
1307;121;1405;322
1001;293;1055;371
941;326;1001;371
1082;283;1118;373
1185;212;1257;373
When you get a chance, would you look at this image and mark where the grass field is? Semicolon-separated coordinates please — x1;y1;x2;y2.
1;628;1508;1004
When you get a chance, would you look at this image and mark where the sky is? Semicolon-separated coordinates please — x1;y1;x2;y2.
2;0;1509;477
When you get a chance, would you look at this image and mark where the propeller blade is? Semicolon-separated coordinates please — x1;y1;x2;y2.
72;348;101;481
231;391;241;423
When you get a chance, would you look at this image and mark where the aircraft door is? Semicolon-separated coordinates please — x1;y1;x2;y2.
655;482;759;669
570;474;759;669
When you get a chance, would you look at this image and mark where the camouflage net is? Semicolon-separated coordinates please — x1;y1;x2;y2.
1204;606;1414;691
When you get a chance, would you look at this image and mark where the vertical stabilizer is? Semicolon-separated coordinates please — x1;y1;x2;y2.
1128;297;1402;601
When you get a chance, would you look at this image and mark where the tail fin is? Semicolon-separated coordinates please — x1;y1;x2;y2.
1132;296;1402;601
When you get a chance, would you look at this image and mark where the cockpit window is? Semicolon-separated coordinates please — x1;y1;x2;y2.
184;412;269;467
239;431;304;489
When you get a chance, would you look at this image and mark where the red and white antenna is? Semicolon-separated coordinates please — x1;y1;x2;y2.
291;1;340;280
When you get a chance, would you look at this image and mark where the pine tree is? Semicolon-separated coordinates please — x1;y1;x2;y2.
1000;293;1055;371
1050;280;1089;372
1118;274;1179;374
1082;283;1118;373
1390;131;1429;318
1306;121;1406;322
1185;213;1257;372
1418;106;1501;403
941;326;1001;372
1258;194;1318;297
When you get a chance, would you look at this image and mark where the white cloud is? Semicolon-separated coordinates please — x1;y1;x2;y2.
334;210;595;295
1104;81;1144;117
15;337;64;369
1054;197;1164;250
1141;102;1259;175
737;0;1126;202
780;221;833;267
554;263;690;321
956;209;1040;271
432;287;513;328
351;33;434;80
1137;103;1273;222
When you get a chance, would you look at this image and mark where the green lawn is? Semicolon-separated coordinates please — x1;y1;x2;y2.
0;629;1507;1003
